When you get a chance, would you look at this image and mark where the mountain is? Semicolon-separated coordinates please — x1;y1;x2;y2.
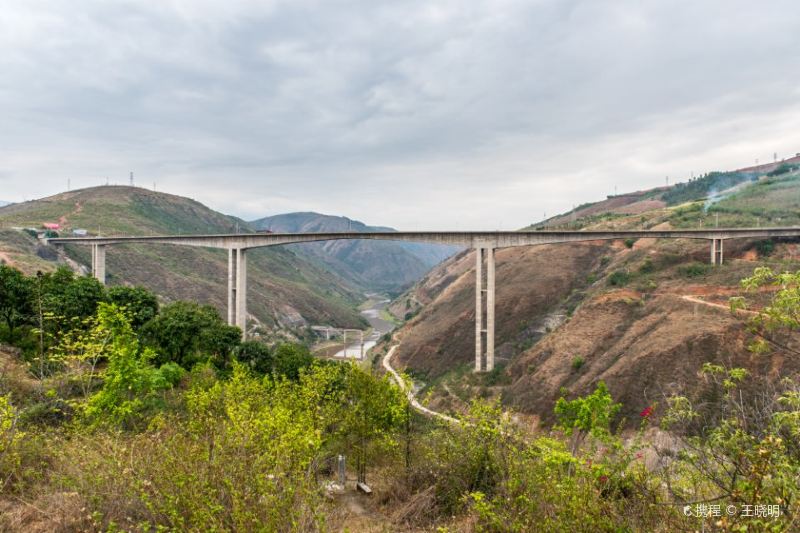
252;212;459;293
386;160;800;424
0;186;367;334
0;201;10;207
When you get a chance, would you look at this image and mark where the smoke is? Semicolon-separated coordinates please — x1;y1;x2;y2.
703;187;725;212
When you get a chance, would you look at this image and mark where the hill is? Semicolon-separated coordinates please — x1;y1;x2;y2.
0;186;367;337
386;160;800;424
253;212;459;293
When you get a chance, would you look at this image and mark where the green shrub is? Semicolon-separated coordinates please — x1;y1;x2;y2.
638;258;654;274
623;238;636;249
607;270;630;286
571;356;584;371
142;301;241;369
272;343;314;381
81;304;178;430
679;262;711;278
755;239;775;257
233;340;273;374
107;286;159;329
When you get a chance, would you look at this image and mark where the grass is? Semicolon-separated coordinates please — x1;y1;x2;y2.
0;187;369;331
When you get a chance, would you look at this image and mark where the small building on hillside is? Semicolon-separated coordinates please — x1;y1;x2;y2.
43;222;60;230
72;229;88;237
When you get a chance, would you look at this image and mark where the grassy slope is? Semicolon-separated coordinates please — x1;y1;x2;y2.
0;186;367;331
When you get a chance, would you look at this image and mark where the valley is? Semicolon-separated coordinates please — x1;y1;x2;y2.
2;158;800;531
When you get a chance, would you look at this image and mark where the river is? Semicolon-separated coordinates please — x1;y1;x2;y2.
332;295;395;359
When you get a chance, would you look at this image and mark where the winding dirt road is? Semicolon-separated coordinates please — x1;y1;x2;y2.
382;343;459;424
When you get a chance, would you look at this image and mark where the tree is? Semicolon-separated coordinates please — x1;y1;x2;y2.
234;340;273;374
338;364;407;484
142;301;240;369
0;265;32;342
272;343;314;381
83;303;182;429
107;286;159;329
39;267;106;334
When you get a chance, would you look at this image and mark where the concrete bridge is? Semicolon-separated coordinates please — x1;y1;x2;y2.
49;227;800;372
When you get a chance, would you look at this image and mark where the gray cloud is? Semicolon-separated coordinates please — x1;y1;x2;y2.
1;0;799;229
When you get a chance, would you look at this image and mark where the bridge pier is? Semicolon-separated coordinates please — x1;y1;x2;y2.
475;246;495;372
227;248;248;339
91;244;106;285
710;238;724;265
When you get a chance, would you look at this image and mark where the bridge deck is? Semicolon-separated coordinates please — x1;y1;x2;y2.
48;227;800;250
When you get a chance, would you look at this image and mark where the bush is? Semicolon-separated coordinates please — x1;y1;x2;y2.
638;258;654;274
623;238;636;249
81;304;179;430
234;340;273;374
679;262;711;278
571;356;585;372
607;270;630;286
272;343;314;381
142;301;241;369
755;239;775;257
107;286;159;329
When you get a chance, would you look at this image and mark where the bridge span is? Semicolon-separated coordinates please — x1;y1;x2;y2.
49;227;800;372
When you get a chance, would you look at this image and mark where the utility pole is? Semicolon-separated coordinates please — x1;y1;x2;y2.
129;172;134;186
67;178;70;191
715;213;719;228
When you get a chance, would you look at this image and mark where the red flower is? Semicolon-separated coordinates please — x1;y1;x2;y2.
598;475;609;484
640;406;654;418
636;452;644;459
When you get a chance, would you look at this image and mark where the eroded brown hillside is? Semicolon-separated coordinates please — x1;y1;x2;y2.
392;242;610;377
387;170;800;424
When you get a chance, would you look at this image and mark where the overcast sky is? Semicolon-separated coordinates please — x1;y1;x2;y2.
1;0;799;230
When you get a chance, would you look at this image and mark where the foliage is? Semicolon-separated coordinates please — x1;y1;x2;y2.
662;170;755;206
678;262;711;278
82;304;178;429
607;270;630;287
755;239;776;257
735;266;800;352
142;301;241;369
554;381;621;440
623;238;636;249
424;398;677;532
0;264;32;342
767;162;800;177
660;365;800;531
0;394;24;491
336;363;408;483
423;400;510;514
233;340;273;374
570;356;584;371
107;285;159;329
272;342;315;380
40;267;107;333
48;362;408;531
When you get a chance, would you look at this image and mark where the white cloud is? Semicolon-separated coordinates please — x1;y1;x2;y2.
0;0;799;229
